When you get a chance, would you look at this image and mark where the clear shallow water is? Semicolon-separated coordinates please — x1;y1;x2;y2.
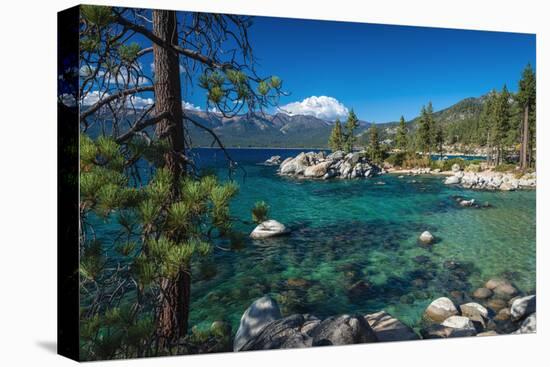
92;148;536;333
188;149;535;331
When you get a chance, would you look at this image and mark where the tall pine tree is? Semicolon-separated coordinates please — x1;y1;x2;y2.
366;124;382;162
395;115;408;151
344;109;359;153
328;119;344;151
416;104;433;158
517;64;536;170
491;85;512;165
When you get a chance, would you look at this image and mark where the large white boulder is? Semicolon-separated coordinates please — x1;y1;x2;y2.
234;296;282;351
511;295;536;321
460;302;488;319
441;316;477;336
250;220;290;239
304;161;332;178
442;315;475;330
444;176;460;185
424;297;458;323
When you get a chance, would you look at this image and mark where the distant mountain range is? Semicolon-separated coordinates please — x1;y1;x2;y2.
185;95;486;148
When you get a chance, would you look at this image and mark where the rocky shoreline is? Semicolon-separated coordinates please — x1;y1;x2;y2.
388;164;536;191
265;152;536;191
444;166;536;191
273;151;382;179
231;277;535;351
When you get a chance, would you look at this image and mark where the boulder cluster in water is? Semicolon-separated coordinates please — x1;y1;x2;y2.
232;278;536;351
273;151;382;179
444;164;536;191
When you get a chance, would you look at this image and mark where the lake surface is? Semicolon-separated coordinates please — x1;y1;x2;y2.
93;148;537;333
188;148;535;331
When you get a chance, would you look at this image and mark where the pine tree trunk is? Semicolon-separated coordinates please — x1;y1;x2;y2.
520;104;529;170
152;9;190;347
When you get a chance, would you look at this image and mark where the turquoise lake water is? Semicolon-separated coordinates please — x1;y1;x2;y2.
187;149;535;332
90;148;536;333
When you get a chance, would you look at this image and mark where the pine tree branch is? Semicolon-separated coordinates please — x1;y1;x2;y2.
114;11;233;71
115;110;170;143
80;85;155;122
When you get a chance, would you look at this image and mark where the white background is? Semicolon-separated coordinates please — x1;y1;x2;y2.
0;0;547;365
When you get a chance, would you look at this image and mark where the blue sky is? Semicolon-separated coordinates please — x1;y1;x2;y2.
102;14;536;123
244;17;536;122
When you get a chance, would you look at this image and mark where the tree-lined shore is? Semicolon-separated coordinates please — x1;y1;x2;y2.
328;64;536;173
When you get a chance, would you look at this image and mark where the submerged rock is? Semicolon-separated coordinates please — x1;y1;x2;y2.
250;220;290;239
309;314;378;346
347;280;372;301
486;298;508;312
365;311;419;341
492;283;518;300
473;287;493;300
419;231;435;245
286;278;310;288
424;297;458;323
485;278;509;290
234;296;282;351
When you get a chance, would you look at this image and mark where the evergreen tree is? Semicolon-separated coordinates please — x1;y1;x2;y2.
491;85;512;165
328;119;344;151
366;124;382;162
344;109;359;153
426;102;435;154
517;64;536;169
76;5;284;358
479;90;497;165
434;124;444;159
395;115;408;151
416;104;433;158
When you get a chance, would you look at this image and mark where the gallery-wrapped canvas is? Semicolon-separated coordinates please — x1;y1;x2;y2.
58;4;536;361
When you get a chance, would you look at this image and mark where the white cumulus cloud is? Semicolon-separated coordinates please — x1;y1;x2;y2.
182;101;202;111
278;96;349;121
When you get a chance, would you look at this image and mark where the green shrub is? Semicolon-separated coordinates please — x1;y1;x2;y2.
465;164;481;173
494;163;517;173
431;158;465;171
385;152;407;167
251;201;269;224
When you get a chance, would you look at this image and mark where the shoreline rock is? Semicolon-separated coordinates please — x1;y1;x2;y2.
264;155;281;165
279;150;381;180
444;170;536;191
236;285;536;351
234;296;282;351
